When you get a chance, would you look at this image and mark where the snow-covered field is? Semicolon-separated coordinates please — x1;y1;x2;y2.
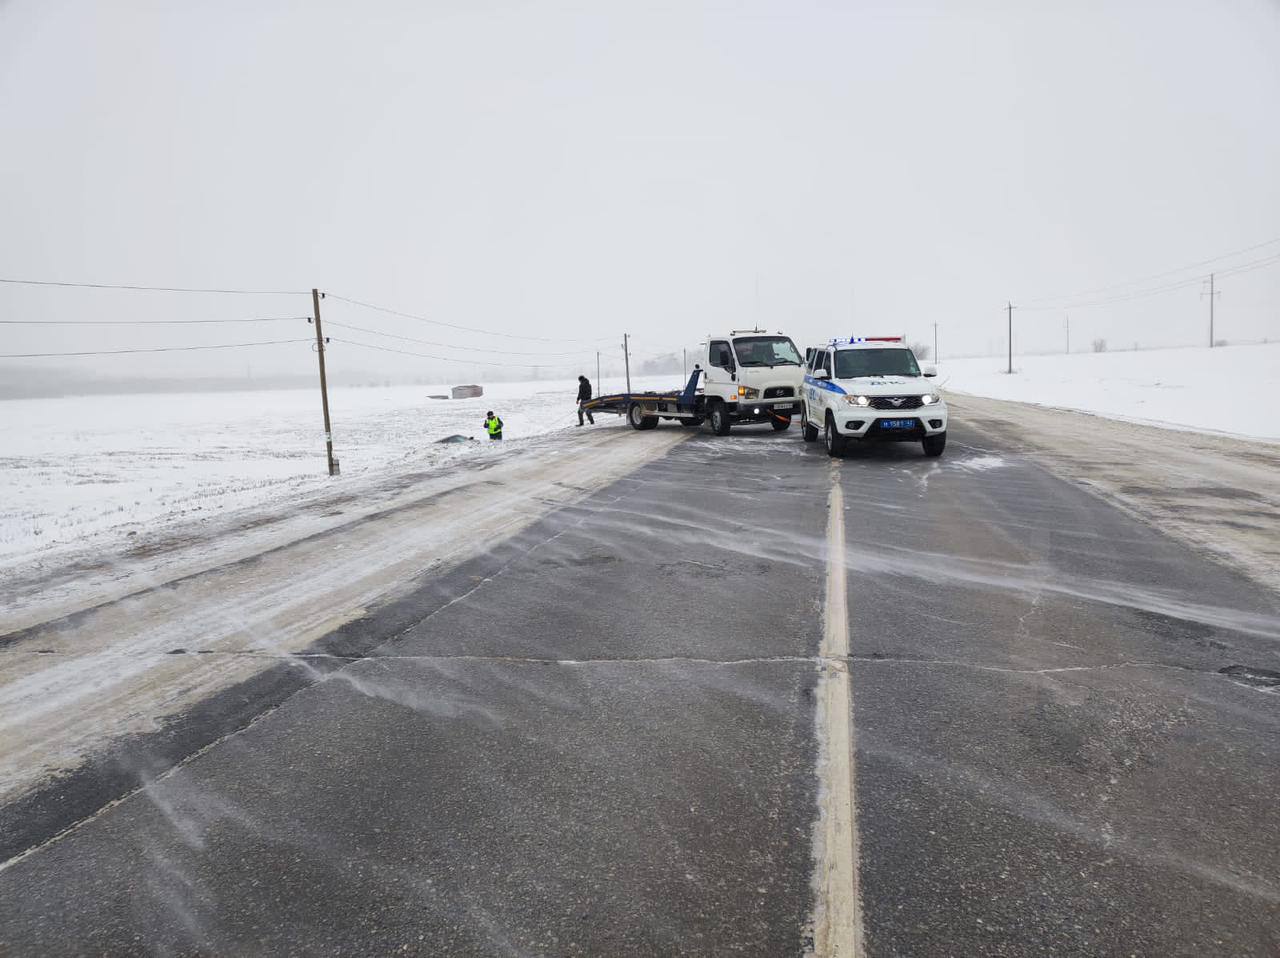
0;375;675;568
940;341;1280;441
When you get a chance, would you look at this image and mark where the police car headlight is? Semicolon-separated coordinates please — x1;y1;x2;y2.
921;393;941;405
843;394;871;407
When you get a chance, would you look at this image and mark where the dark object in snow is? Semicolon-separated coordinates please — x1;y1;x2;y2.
436;434;478;444
427;394;449;400
452;384;483;399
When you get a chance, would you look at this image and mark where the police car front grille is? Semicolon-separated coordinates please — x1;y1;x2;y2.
869;395;923;410
763;386;794;398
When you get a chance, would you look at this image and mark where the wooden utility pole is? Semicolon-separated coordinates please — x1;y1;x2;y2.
1006;301;1014;374
623;333;632;393
311;288;336;476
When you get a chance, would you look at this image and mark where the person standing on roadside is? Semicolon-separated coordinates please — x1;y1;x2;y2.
483;411;504;441
577;375;595;426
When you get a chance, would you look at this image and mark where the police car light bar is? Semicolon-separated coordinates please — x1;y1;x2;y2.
827;336;905;346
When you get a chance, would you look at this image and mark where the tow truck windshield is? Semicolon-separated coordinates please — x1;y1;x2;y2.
835;347;921;379
733;336;801;367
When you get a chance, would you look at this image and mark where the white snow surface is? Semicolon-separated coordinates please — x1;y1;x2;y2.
1;375;677;568
939;342;1280;441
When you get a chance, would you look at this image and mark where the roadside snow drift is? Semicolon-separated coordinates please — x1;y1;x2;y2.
0;375;674;567
940;342;1280;441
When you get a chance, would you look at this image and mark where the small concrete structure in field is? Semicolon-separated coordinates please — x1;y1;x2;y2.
451;384;484;399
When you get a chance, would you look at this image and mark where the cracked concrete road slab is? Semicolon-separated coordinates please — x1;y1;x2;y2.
1;405;1278;955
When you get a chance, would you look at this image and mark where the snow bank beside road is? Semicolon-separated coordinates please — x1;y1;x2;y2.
940;342;1280;441
0;375;676;566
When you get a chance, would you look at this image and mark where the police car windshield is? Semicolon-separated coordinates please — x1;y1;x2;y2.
733;336;801;366
836;348;920;378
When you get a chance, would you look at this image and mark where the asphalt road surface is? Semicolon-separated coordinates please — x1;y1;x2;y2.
2;410;1278;956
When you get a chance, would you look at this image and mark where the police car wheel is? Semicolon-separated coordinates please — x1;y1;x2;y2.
923;432;946;457
824;416;846;458
801;408;819;442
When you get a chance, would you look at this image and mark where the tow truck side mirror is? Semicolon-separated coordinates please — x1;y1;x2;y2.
922;364;938;378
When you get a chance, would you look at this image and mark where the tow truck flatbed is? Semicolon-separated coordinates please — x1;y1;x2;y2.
582;370;707;430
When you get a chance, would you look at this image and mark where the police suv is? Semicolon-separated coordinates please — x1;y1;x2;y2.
800;337;948;457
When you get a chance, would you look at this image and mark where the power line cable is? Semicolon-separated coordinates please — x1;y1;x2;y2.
331;337;588;369
323;320;597;357
1021;235;1280;306
0;277;307;295
1;339;311;359
0;316;309;326
1019;250;1280;312
325;292;618;345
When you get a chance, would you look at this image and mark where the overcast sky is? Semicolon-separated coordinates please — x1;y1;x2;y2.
2;0;1278;384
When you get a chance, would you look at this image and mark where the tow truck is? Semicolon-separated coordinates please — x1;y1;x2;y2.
581;330;805;434
801;336;948;457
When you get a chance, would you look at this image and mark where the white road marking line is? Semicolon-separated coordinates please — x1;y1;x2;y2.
811;464;865;956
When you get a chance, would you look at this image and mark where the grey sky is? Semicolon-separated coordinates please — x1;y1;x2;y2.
2;0;1278;384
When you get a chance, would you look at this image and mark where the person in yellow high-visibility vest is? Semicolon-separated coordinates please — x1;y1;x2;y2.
483;411;504;441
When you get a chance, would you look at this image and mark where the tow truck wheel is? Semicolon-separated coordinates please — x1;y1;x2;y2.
628;403;659;430
824;415;846;458
923;432;946;457
770;416;791;432
709;403;731;436
801;407;819;443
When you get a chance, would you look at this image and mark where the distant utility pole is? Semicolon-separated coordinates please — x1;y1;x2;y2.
1006;301;1014;374
1202;273;1220;347
596;350;601;390
623;333;632;394
683;347;687;380
933;322;938;362
310;288;337;476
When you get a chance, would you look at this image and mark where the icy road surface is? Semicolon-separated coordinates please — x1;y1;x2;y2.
0;425;686;805
2;400;1278;955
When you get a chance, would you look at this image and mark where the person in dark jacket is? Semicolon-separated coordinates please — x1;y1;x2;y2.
483;411;503;440
576;375;595;426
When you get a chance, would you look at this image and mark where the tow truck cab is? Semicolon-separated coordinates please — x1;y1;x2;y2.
802;336;949;457
701;330;806;435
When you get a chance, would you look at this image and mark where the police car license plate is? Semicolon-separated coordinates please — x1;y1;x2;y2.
880;418;914;429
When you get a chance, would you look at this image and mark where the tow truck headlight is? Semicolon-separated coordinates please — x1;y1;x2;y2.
843;394;871;407
921;393;942;405
737;386;760;400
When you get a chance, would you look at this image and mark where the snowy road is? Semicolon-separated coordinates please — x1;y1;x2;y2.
1;402;1278;955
